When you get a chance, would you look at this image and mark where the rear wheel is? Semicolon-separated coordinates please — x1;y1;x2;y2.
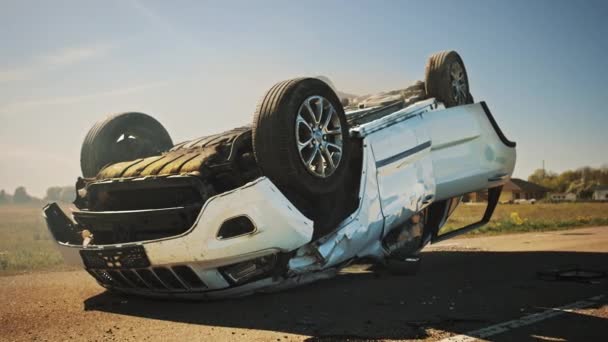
80;112;173;178
252;78;352;196
425;50;472;107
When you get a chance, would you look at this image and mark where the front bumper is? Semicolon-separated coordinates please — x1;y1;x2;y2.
44;177;314;298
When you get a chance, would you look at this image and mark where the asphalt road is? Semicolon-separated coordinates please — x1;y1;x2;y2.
1;227;607;341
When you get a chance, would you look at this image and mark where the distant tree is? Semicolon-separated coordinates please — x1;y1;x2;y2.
556;170;579;192
528;169;559;190
528;165;608;196
566;179;595;199
46;186;63;201
45;186;75;203
13;186;32;204
0;189;8;204
58;186;75;203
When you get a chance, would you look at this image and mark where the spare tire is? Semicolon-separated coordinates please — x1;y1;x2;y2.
252;78;351;195
80;112;173;178
425;50;472;107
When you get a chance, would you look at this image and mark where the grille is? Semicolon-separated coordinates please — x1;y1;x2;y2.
74;176;214;245
172;265;206;288
80;246;150;269
88;266;207;292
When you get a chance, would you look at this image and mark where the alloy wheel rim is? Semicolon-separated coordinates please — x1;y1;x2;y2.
295;95;343;178
450;62;468;105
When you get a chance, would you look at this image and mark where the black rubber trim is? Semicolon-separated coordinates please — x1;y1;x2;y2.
43;202;81;244
432;186;502;243
480;101;516;148
376;140;431;168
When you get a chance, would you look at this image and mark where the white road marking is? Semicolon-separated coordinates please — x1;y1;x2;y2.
439;294;605;342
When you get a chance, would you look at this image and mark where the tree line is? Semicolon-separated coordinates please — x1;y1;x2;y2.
2;165;606;205
0;186;74;205
528;165;608;198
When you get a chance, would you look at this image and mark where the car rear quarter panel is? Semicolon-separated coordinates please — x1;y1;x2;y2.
424;103;516;200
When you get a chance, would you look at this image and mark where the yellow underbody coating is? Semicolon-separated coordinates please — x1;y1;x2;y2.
96;127;249;179
96;147;219;179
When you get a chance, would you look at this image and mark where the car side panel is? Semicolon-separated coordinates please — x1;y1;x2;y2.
366;115;436;235
361;101;515;234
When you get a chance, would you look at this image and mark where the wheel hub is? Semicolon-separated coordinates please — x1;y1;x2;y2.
295;95;343;178
312;129;323;144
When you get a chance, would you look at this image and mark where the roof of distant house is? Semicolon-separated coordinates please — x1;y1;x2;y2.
503;178;551;192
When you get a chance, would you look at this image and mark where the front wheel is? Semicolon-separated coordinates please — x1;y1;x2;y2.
252;78;352;196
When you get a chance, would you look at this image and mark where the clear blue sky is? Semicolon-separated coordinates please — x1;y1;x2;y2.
1;0;606;197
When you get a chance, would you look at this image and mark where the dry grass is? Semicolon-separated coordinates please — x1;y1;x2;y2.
443;202;608;236
0;205;71;275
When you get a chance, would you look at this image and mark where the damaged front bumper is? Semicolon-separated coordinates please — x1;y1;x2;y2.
44;143;401;299
43;177;318;299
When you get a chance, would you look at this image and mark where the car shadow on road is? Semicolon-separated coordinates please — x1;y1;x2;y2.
84;251;607;340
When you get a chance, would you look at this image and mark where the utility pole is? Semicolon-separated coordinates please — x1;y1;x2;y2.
542;160;545;178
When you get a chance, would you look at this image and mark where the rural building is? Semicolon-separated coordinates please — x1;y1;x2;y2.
591;185;608;200
549;192;577;202
463;178;550;203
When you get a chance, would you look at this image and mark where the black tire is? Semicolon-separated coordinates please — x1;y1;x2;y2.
80;112;173;178
425;50;471;107
385;255;421;276
252;78;351;195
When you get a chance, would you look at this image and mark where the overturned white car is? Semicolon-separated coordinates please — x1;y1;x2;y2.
44;51;516;299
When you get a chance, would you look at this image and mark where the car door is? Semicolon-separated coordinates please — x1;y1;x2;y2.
366;114;436;234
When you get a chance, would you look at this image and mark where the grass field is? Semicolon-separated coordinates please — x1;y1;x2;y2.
443;202;608;235
1;202;607;274
0;205;72;275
